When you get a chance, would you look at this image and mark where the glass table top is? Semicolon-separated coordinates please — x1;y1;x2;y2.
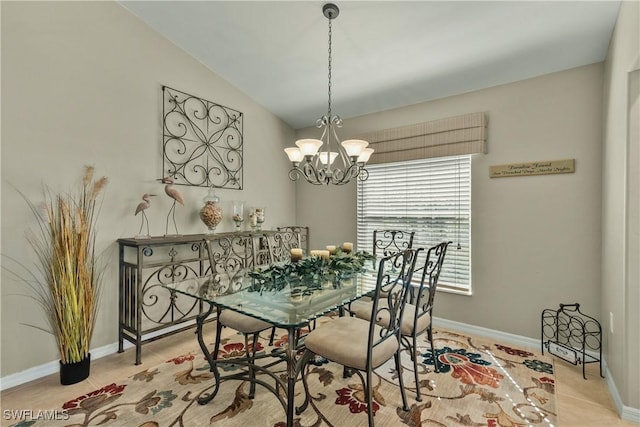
166;269;379;329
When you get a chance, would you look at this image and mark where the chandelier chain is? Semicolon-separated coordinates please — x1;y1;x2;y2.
327;16;333;118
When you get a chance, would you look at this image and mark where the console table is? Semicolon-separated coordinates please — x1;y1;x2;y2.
118;231;292;364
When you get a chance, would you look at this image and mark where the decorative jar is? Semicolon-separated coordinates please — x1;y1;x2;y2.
199;188;223;233
249;207;265;231
232;200;245;230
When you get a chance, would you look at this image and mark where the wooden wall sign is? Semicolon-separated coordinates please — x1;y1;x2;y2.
489;159;575;178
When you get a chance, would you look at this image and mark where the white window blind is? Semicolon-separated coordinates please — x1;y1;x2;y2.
357;155;471;293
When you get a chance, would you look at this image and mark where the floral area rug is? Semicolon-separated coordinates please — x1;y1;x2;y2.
13;325;557;427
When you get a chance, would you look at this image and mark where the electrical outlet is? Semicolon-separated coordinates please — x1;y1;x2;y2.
610;312;614;334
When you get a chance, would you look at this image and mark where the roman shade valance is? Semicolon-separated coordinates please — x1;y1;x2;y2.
355;112;487;165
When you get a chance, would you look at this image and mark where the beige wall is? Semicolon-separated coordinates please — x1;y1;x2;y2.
297;63;604;342
602;0;640;411
0;1;296;376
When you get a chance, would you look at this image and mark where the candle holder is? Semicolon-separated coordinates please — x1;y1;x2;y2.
232;200;245;231
250;207;265;231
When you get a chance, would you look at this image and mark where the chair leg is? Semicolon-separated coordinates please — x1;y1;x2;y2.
245;333;258;399
427;325;438;373
365;369;375;427
412;334;421;401
268;326;276;345
342;366;353;378
394;350;409;411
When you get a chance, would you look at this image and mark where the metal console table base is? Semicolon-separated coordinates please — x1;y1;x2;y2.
117;231;282;365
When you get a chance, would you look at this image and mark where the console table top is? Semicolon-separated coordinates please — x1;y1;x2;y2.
118;230;278;246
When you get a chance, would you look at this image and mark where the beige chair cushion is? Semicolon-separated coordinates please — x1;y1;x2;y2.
350;300;431;337
349;299;374;319
219;310;272;334
402;304;431;336
304;316;399;371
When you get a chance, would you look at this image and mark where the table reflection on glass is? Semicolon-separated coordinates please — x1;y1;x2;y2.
165;268;378;427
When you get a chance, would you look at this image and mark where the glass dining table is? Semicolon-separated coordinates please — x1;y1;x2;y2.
165;267;379;427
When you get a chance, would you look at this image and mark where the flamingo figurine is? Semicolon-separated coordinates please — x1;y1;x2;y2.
161;177;185;235
134;193;156;237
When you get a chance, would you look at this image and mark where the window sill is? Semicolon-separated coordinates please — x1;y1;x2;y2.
437;284;472;296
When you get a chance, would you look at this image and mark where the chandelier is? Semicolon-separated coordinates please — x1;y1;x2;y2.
284;3;373;186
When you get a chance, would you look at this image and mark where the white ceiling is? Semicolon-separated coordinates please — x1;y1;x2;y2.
120;1;621;129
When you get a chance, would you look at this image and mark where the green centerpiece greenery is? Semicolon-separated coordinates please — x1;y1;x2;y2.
248;249;375;294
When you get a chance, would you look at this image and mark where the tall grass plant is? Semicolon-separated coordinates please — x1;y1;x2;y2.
20;166;108;364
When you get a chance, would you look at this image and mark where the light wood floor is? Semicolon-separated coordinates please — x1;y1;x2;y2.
1;326;637;427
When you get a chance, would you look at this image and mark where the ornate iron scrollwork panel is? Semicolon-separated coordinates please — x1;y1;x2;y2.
162;85;243;189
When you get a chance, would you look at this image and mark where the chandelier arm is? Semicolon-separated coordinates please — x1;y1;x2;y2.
288;167;302;182
357;167;370;181
329;118;351;166
288;164;323;185
330;168;345;184
303;162;322;183
328;162;361;185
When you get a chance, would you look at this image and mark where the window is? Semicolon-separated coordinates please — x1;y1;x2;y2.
357;155;471;293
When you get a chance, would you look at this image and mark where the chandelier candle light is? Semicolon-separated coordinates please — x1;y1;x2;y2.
284;3;374;185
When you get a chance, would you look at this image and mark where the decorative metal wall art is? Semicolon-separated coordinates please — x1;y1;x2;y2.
162;86;243;189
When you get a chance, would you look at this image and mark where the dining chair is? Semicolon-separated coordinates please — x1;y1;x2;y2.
372;229;415;257
269;229;302;262
277;225;309;254
349;241;451;401
296;249;418;426
201;237;273;399
263;230;315;345
264;230;296;344
204;232;308;356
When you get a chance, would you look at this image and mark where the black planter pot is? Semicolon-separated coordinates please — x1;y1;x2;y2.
60;353;91;385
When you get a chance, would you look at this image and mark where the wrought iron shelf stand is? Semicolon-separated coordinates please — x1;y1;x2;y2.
541;303;603;379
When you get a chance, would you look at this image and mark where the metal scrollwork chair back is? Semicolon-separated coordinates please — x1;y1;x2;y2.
277;226;309;254
268;230;302;263
372;229;415;257
296;249;418;426
403;241;451;401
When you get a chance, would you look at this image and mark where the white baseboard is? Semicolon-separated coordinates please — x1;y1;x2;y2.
603;358;640;424
621;406;640;424
0;342;118;391
432;316;541;350
0;321;192;392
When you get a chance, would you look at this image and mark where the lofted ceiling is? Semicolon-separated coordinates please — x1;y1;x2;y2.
120;1;621;130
